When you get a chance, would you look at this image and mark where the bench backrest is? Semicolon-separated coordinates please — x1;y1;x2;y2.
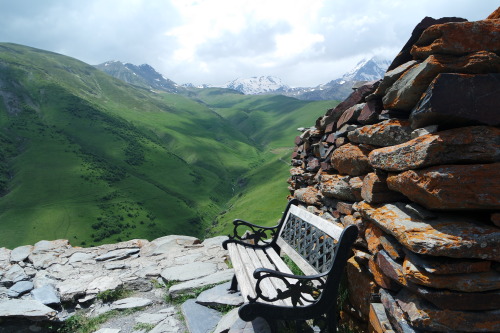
276;204;344;275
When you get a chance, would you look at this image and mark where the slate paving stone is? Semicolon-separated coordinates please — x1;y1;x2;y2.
169;269;234;296
161;262;218;282
182;298;222;333
196;281;244;307
7;280;34;298
30;285;61;306
111;297;152;310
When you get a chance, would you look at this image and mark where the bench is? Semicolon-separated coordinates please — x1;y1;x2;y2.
222;199;358;332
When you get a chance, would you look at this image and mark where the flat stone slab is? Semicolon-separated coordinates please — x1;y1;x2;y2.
31;285;61;305
10;245;33;263
95;248;140;262
94;329;121;333
135;312;169;325
149;315;183;333
161;262;218;282
197;281;243;307
214;308;240;333
182;298;222;333
0;299;57;319
169;269;234;296
111;297;152;310
7;280;34;297
356;201;500;261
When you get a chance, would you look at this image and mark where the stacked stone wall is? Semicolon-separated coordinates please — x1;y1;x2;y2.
288;8;500;333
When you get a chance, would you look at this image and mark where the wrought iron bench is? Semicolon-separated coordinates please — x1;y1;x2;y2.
222;199;358;332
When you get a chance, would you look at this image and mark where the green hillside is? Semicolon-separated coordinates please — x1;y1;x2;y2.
0;43;337;248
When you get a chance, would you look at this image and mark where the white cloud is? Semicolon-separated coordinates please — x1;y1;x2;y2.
0;0;498;86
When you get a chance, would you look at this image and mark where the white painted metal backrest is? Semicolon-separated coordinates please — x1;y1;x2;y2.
276;204;344;275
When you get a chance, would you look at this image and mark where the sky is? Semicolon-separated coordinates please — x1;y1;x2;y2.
0;0;497;87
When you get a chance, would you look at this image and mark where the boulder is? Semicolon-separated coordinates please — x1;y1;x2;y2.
361;173;406;204
369;126;500;172
356;201;500;261
386;16;467;71
331;143;372;176
383;51;500;112
348;119;412;147
403;257;500;292
411;19;500;59
410;73;500;128
396;288;500;332
387;163;500;210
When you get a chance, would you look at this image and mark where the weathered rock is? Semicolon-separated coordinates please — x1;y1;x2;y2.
404;250;491;275
357;201;500;261
336;201;354;215
383;51;500;112
346;257;378;317
214;307;240;333
369;258;401;291
487;7;500;19
411;19;500;59
492;212;500;228
0;299;57;320
369;126;500;172
379;234;405;261
364;223;383;254
331;143;372;176
376;250;407;287
387;16;467;71
7;280;34;298
357;98;383;125
57;274;96;301
161;262;218;282
111;297;152;310
169;269;234;297
68;252;95;263
182;298;222;333
348;120;412;147
325;81;378;129
379;289;418;333
95;248;140;262
387;163;500;210
396;288;500;332
410;73;500;128
410;125;438;139
337;103;365;129
196;281;243;307
87;276;123;295
31;285;60;305
1;264;28;286
375;60;419;97
293;186;322;206
408;282;500;311
335;124;358;138
403;257;500;292
361;173;406;204
319;174;357;202
368;302;395;333
10;245;33;263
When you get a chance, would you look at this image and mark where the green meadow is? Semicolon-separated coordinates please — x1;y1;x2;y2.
0;43;338;248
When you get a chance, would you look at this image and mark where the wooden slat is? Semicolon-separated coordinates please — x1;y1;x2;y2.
227;243;255;300
243;246;288;306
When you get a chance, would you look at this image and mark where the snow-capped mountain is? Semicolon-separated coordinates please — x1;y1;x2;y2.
219;76;290;95
95;61;182;93
326;57;391;86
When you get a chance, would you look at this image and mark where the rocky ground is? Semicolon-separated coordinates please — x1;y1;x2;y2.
0;235;271;333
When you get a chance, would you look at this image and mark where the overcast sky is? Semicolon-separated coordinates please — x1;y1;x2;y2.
0;0;497;87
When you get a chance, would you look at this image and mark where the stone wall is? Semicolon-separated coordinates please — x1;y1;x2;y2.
288;8;500;333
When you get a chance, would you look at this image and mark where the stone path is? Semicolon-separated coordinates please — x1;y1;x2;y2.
0;235;271;333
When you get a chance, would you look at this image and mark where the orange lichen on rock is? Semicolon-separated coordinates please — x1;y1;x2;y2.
411;19;500;59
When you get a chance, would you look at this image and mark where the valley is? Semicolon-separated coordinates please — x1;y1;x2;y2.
0;43;337;248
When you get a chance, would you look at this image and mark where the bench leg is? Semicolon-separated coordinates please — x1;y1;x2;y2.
228;274;238;293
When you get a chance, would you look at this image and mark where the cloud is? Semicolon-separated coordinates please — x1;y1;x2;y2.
0;0;498;86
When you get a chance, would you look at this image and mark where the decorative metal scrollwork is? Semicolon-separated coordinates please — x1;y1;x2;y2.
227;220;279;246
281;213;338;273
248;270;326;306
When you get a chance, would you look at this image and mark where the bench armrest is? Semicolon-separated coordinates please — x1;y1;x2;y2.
222;220;280;249
249;268;327;306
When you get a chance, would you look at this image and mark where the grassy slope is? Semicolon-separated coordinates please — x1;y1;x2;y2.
189;88;338;235
0;43;260;248
0;43;337;248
